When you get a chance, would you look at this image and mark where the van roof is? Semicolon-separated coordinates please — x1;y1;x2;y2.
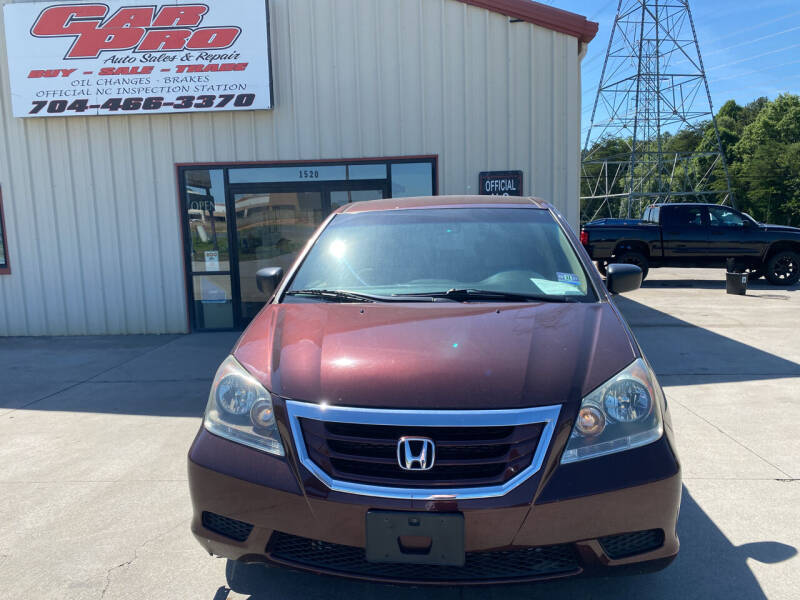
337;195;551;214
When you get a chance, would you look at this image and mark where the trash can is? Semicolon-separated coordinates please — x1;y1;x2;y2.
726;272;748;295
726;258;747;295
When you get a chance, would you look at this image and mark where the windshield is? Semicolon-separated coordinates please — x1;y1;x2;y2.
285;208;596;302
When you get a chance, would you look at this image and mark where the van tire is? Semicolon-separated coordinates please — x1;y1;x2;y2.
226;559;268;595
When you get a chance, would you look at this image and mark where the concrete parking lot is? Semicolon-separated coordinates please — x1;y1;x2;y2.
1;268;798;599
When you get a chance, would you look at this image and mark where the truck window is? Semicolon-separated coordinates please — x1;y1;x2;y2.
644;207;659;223
661;205;705;228
708;206;745;228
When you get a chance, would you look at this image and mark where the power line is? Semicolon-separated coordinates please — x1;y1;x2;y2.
710;59;800;83
583;47;800;103
672;23;800;70
588;0;618;21
708;42;800;71
702;25;800;57
701;8;800;45
713;73;800;97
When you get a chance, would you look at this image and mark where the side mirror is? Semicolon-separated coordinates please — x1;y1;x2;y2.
256;267;284;297
606;263;642;294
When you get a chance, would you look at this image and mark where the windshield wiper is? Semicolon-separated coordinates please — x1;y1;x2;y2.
285;288;574;304
285;289;381;303
398;289;576;303
285;289;435;303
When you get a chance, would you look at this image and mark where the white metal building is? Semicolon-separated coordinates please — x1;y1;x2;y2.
0;0;596;335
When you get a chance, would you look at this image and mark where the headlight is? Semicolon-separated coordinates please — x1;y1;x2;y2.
204;356;285;456
561;358;663;464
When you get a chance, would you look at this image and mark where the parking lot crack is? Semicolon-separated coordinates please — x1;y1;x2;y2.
98;518;189;599
100;557;135;599
669;394;794;479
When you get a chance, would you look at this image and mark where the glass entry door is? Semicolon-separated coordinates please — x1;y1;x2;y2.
234;190;325;321
231;184;387;326
182;160;434;331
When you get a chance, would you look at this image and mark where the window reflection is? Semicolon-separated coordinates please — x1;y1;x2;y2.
193;275;234;329
708;207;744;228
349;163;387;180
391;162;434;197
235;191;325;320
330;189;385;211
185;170;228;273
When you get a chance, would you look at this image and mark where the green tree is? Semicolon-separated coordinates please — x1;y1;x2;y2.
733;94;800;224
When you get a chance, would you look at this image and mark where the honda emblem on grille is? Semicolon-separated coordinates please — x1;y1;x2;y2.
397;437;435;471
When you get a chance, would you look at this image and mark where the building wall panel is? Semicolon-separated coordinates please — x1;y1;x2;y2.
0;0;582;336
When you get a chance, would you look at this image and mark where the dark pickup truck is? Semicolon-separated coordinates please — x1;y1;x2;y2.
581;203;800;285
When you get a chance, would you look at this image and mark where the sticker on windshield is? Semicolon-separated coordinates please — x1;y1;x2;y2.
530;278;583;295
557;272;581;286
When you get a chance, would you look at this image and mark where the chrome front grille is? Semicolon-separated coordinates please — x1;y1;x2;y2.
286;401;561;500
300;419;545;488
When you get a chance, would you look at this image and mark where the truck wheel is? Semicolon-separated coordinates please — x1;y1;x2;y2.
614;251;649;280
766;251;800;286
596;261;608;276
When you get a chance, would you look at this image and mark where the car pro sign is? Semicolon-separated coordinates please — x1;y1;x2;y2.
2;0;273;117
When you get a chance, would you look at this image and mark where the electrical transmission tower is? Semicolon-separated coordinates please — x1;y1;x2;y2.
581;0;734;222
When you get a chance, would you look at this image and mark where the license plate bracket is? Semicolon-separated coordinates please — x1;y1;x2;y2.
365;511;465;566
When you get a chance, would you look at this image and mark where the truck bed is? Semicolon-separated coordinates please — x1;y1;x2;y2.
585;218;643;227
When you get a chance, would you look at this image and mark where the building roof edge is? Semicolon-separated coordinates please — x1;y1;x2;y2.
456;0;599;43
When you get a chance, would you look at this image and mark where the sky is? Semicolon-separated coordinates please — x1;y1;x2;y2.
543;0;800;142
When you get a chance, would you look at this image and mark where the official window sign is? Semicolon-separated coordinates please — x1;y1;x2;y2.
3;0;272;118
479;171;524;197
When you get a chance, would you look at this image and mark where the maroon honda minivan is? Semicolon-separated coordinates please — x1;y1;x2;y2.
188;196;681;585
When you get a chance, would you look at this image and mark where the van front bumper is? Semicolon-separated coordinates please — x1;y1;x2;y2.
188;428;681;585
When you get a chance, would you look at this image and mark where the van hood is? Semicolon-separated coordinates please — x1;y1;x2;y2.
233;302;637;410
